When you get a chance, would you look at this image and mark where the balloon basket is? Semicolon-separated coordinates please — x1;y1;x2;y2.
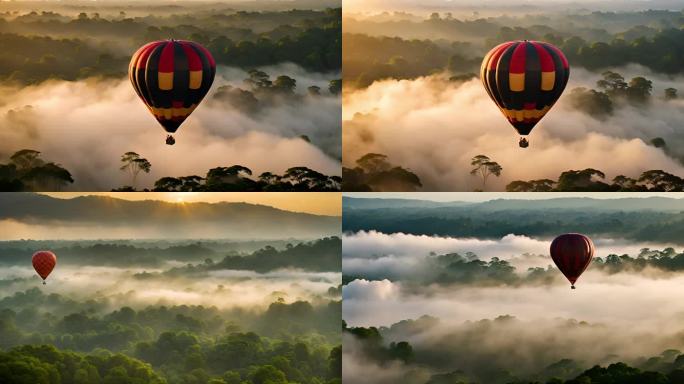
571;285;576;290
42;281;46;285
166;135;176;145
519;137;529;148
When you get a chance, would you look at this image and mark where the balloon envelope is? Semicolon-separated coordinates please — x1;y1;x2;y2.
481;40;569;137
129;40;216;137
32;250;57;282
550;233;594;288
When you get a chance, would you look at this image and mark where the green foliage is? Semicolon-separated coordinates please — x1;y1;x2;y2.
0;344;164;384
342;197;684;244
0;7;341;84
0;150;73;191
347;321;684;384
207;237;341;273
343;153;422;192
507;168;684;192
470;155;503;191
567;88;613;118
0;295;341;384
345;13;684;88
151;165;341;192
119;152;151;190
344;325;415;365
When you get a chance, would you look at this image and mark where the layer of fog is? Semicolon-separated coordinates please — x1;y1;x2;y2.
344;271;684;383
1;264;341;311
0;64;341;190
344;271;684;381
342;230;675;278
343;334;432;384
343;66;684;191
343;308;684;384
343;0;684;16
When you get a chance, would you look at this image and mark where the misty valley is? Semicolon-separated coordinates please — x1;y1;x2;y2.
342;196;684;384
0;237;342;384
0;193;342;384
342;5;684;192
0;0;341;192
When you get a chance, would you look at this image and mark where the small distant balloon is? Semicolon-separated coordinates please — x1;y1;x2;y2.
481;40;570;148
129;39;216;145
32;250;57;285
550;233;594;289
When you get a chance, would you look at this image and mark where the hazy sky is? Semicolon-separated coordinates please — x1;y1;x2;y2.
344;192;684;202
343;0;679;14
42;192;342;216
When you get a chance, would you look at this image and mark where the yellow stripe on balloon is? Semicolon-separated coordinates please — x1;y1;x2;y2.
150;104;197;119
541;71;555;91
509;73;525;92
158;72;174;90
189;71;203;90
501;106;551;121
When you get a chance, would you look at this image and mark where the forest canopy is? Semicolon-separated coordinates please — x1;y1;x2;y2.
0;5;341;84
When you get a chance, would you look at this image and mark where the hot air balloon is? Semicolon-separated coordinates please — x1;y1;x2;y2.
550;233;594;289
32;250;57;285
481;40;569;148
129;40;216;145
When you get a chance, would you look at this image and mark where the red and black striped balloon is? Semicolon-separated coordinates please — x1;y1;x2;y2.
129;40;216;139
481;40;569;137
550;233;594;289
32;250;57;284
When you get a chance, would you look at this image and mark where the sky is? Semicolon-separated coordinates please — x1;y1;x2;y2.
344;191;684;202
42;192;342;216
343;0;680;14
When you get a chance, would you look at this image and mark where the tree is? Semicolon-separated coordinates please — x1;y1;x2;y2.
327;346;341;379
612;175;642;191
556;168;612;191
596;71;628;97
245;69;272;89
568;87;613;118
307;85;321;96
356;153;392;173
22;163;74;191
506;179;555;192
343;153;421;192
650;137;667;149
627;76;653;103
120;152;151;190
470;155;502;191
638;170;684;191
9;149;44;170
249;365;287;384
664;88;678;100
273;75;296;93
328;79;342;95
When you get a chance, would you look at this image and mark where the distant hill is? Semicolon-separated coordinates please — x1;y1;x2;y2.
343;196;684;243
0;193;340;240
343;196;468;210
344;196;684;212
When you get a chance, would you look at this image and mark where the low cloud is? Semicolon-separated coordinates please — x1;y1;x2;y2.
342;230;675;279
343;67;684;191
3;264;340;311
0;64;340;190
